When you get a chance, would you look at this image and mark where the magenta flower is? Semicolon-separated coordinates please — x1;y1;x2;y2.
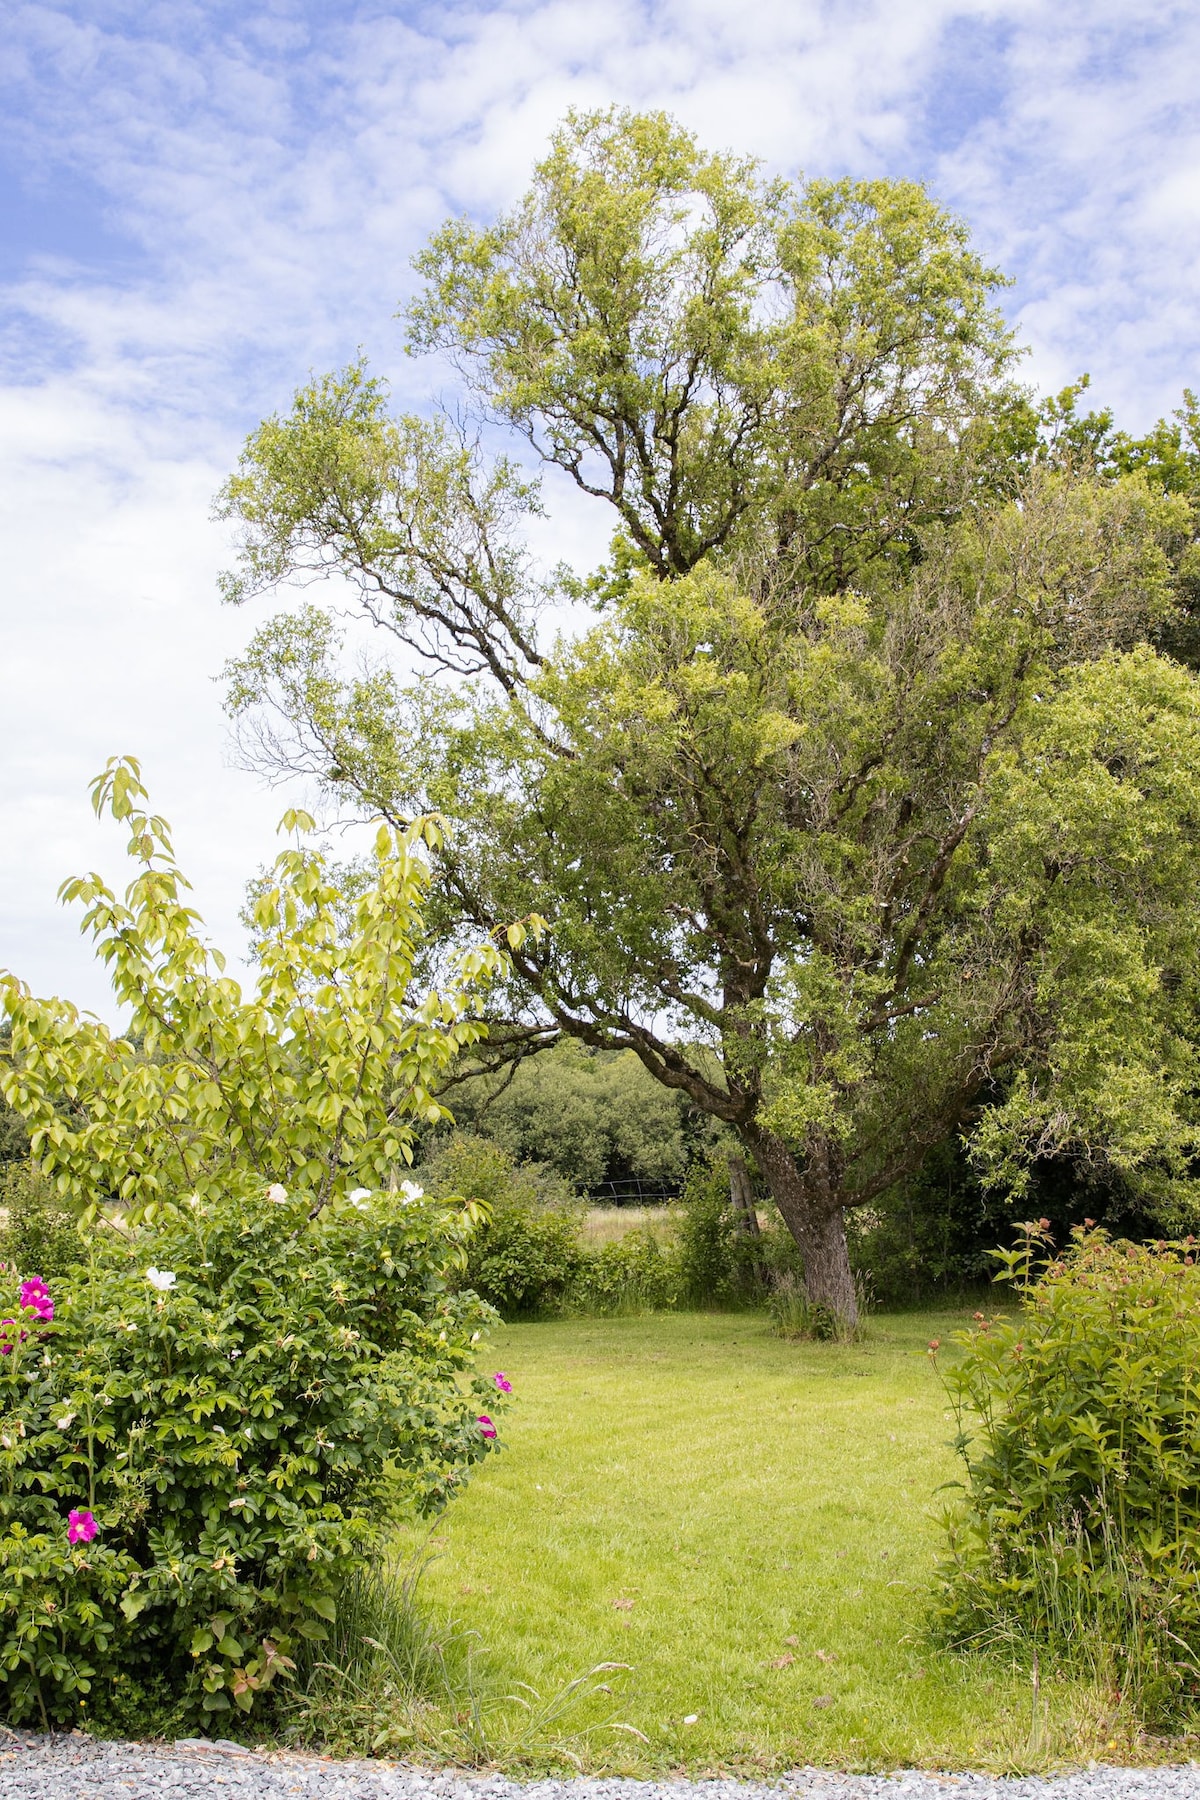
67;1509;97;1545
477;1414;497;1440
0;1318;16;1355
493;1371;512;1393
19;1278;53;1323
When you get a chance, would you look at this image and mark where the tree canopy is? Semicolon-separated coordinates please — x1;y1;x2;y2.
0;758;507;1216
216;109;1200;1320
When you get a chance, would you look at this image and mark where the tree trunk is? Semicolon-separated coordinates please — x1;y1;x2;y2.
728;1151;768;1290
745;1127;858;1325
727;1153;761;1238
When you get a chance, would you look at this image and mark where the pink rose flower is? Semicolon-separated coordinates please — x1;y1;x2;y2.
477;1414;497;1440
19;1278;53;1323
493;1372;512;1393
67;1509;97;1545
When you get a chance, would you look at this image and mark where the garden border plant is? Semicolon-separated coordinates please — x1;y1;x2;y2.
0;1182;511;1728
0;761;529;1728
932;1221;1200;1727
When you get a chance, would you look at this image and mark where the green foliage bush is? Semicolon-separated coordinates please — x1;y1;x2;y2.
424;1135;684;1317
568;1229;678;1316
0;1095;29;1167
420;1134;584;1318
461;1204;585;1318
0;1181;502;1729
675;1152;800;1307
0;1164;85;1287
851;1130;1191;1309
934;1223;1200;1723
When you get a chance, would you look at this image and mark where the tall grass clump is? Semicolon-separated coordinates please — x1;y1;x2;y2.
277;1553;459;1755
278;1548;643;1767
933;1222;1200;1726
768;1270;872;1342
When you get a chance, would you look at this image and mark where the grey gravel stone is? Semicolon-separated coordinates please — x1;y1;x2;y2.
2;1735;1200;1800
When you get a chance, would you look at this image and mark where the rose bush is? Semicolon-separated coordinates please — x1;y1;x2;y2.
0;1179;505;1728
0;763;530;1730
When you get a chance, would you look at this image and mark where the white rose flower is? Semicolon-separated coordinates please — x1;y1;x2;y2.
348;1187;372;1202
399;1180;424;1204
266;1183;288;1204
145;1267;177;1291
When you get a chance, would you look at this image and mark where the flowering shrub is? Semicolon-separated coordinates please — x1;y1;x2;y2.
0;1181;505;1728
934;1224;1200;1723
0;766;532;1731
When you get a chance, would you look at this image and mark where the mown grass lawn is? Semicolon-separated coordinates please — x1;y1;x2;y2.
402;1307;1148;1774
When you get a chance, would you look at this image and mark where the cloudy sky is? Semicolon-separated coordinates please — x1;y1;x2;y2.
2;0;1198;1020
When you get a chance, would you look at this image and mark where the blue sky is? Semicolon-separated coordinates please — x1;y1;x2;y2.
2;0;1198;1019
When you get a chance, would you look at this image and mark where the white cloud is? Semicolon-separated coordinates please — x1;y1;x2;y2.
2;0;1198;1021
0;375;285;1020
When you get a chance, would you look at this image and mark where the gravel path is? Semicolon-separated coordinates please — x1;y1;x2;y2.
3;1733;1199;1800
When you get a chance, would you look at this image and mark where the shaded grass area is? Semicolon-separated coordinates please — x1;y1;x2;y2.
398;1308;1154;1773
